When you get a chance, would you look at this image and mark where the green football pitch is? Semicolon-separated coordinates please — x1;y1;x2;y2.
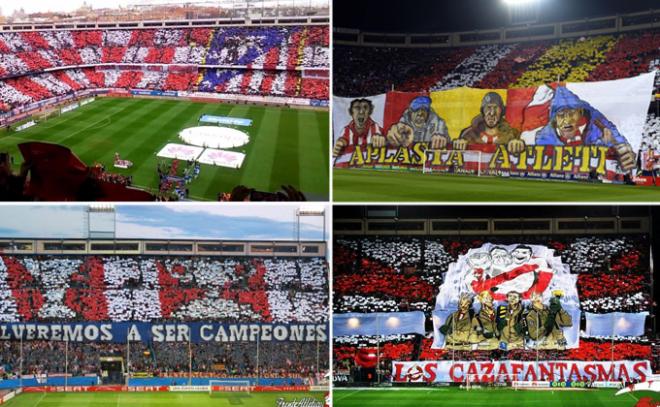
2;391;325;406
333;168;660;202
0;97;329;201
333;388;659;407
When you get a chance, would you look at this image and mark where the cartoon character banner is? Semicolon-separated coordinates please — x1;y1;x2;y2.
332;94;386;156
333;72;655;182
431;243;580;351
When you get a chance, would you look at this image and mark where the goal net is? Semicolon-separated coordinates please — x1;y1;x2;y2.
422;149;483;176
464;374;519;390
208;380;251;396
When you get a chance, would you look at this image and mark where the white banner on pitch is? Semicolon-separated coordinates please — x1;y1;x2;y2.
156;143;204;161
198;148;246;169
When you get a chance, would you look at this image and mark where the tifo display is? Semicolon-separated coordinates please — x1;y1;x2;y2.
0;250;329;394
0;25;330;114
333;233;655;386
333;26;660;201
333;74;654;183
0;22;330;201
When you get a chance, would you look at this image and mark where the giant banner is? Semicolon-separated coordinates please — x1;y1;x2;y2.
333;311;426;336
432;243;580;350
585;312;649;337
0;322;327;343
333;73;655;182
391;360;652;383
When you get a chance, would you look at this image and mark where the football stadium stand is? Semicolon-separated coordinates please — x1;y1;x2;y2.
0;238;328;388
332;211;657;386
334;25;660;97
332;8;660;196
0;25;329;114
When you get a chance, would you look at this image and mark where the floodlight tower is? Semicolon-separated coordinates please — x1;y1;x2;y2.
295;206;326;247
86;204;117;239
503;0;539;25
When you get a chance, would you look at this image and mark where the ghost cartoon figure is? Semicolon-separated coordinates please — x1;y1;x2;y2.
511;245;533;265
490;246;512;276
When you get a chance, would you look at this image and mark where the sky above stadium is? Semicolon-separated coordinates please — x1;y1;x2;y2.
335;0;660;33
1;0;220;16
0;204;328;241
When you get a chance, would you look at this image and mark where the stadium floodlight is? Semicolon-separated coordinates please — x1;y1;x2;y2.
502;0;538;5
297;205;325;216
347;317;361;329
88;203;115;212
503;0;539;24
295;206;326;245
616;316;631;331
386;316;400;328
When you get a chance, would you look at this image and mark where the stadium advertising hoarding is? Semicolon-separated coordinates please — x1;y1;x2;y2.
179;91;315;106
0;322;327;343
15;121;37;132
60;103;80;114
311;99;330;107
130;90;178;97
199;114;253;127
332;72;655;182
391;360;652;383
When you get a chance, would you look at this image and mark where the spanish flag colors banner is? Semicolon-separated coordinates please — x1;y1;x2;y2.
430;87;507;141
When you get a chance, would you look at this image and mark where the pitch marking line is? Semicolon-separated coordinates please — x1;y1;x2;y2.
30;392;46;407
625;392;639;402
333;390;362;402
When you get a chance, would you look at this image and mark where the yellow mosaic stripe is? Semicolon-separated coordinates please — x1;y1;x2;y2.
514;35;617;88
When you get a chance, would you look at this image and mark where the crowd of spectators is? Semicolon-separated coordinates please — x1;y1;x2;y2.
333;29;660;97
513;35;617;86
334;235;652;316
0;340;326;380
0;255;328;323
332;234;656;378
431;44;514;91
0;253;328;380
0;25;329;112
641;113;660;154
0;27;328;78
0;65;327;113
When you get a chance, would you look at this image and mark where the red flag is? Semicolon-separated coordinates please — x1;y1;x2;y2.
19;142;89;201
506;85;555;132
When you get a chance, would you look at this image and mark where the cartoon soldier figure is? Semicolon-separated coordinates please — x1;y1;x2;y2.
386;96;450;149
453;92;525;153
471;290;500;350
497;291;526;350
525;291;572;350
439;293;475;350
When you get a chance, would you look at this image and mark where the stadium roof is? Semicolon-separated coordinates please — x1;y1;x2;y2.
334;0;659;33
333;205;653;220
